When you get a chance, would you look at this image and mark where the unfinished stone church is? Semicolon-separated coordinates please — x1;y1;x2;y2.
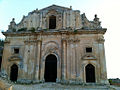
1;5;109;84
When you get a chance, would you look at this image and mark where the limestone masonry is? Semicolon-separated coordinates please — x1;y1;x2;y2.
1;5;109;84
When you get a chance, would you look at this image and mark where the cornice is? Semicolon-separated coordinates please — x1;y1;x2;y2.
2;29;106;37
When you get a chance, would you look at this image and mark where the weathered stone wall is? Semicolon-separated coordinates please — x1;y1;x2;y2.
8;5;101;32
1;30;109;84
1;5;108;85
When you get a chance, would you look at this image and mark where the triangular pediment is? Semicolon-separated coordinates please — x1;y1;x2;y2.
40;4;71;11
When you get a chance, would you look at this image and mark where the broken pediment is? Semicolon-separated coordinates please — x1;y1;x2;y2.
82;54;97;60
7;5;104;33
8;55;22;61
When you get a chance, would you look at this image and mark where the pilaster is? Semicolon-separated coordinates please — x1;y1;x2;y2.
62;38;67;81
35;40;42;81
63;11;66;29
23;41;29;78
97;37;109;84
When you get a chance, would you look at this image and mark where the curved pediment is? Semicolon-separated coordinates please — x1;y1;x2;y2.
7;4;103;33
8;55;22;61
82;54;97;60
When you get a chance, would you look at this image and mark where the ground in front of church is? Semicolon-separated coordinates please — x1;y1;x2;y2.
11;83;120;90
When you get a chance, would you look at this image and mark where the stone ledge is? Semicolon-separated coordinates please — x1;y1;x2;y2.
2;29;106;36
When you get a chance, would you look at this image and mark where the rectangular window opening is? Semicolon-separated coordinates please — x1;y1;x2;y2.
14;48;19;54
86;47;92;53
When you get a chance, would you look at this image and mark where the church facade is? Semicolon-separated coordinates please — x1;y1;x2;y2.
1;5;109;84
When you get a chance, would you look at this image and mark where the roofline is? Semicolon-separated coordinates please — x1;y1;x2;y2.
39;4;71;11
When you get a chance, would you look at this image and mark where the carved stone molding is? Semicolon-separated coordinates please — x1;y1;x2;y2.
47;47;58;54
82;54;97;60
4;40;10;44
24;40;38;44
62;38;67;42
8;55;22;61
62;38;80;44
67;39;80;43
96;37;105;43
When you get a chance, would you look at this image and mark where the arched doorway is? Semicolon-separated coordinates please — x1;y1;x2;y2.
0;48;3;71
49;15;56;29
44;54;57;82
0;56;2;71
85;64;95;83
10;64;18;82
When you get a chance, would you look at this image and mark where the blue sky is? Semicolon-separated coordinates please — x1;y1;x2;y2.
0;0;120;78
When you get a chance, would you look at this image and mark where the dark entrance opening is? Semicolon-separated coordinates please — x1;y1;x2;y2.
44;54;57;82
49;15;56;29
10;64;18;82
85;64;95;83
0;56;2;71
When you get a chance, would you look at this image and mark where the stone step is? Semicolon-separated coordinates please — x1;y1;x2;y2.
12;83;115;90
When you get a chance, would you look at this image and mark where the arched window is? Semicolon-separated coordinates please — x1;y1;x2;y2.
49;15;56;29
85;64;95;83
10;64;18;82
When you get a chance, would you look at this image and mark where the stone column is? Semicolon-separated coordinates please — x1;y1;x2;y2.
62;39;67;81
63;11;66;29
70;41;76;80
66;11;70;28
35;40;41;81
1;41;10;76
66;42;71;80
23;41;29;78
39;13;43;29
40;58;44;82
72;43;76;79
42;12;46;29
28;43;34;79
39;41;44;82
75;11;82;29
69;10;72;28
39;40;42;80
98;37;109;84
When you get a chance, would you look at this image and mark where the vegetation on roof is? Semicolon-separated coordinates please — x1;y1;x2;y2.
29;27;35;32
18;28;27;32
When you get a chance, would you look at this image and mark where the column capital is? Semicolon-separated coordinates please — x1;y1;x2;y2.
97;39;105;43
96;37;105;43
36;40;42;43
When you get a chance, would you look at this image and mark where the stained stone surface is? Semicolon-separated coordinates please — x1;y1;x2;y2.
12;83;118;90
1;4;109;85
